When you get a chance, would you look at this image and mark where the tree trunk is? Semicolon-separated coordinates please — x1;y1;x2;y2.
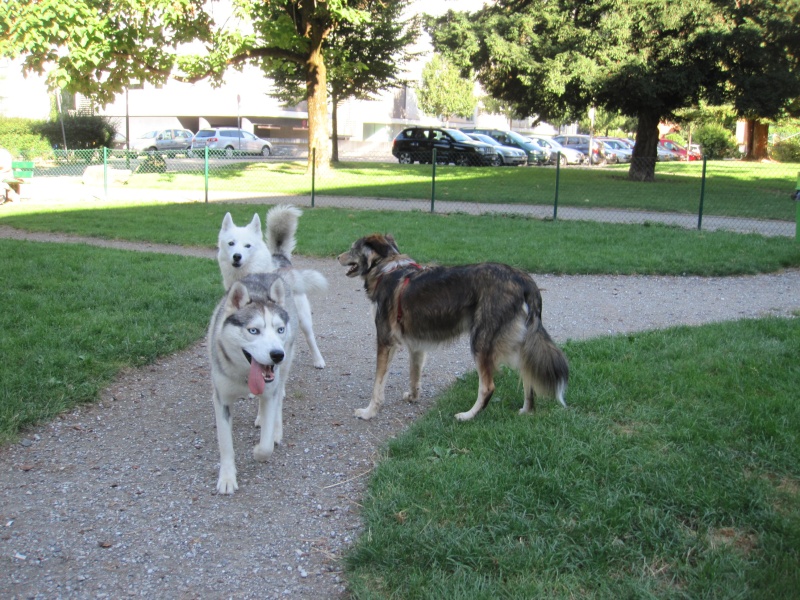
743;118;769;160
306;32;331;174
331;93;339;163
628;111;660;182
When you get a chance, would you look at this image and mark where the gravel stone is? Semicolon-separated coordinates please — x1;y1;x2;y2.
0;226;798;598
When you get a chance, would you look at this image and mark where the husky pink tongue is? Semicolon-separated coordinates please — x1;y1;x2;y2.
248;359;267;395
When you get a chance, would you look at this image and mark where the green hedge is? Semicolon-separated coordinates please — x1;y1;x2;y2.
772;138;800;163
0;115;119;160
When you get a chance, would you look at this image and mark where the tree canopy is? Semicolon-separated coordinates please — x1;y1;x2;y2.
428;0;800;181
417;54;477;123
0;0;386;169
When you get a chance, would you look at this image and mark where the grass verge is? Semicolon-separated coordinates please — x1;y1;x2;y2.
345;318;800;598
0;240;219;443
1;203;798;276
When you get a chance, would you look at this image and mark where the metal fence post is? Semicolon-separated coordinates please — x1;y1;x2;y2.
553;152;561;220
431;148;436;213
103;147;108;200
204;147;209;203
697;156;707;230
311;148;316;208
795;171;800;241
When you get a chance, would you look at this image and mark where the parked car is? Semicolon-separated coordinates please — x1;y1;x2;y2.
190;128;273;158
459;128;548;165
131;128;195;155
391;127;498;166
552;134;608;165
658;138;701;161
616;138;679;161
527;136;586;166
466;133;527;166
597;138;632;163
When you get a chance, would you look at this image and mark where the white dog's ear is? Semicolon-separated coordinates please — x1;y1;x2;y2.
248;213;262;234
221;212;234;230
268;277;286;306
227;281;251;310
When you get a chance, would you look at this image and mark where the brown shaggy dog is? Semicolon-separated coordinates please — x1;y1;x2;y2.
338;234;569;421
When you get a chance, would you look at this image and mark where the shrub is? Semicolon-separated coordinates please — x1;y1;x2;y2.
772;138;800;163
0;117;53;160
33;115;117;150
695;123;738;159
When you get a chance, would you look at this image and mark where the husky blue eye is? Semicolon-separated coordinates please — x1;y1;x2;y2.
248;328;259;335
277;327;285;334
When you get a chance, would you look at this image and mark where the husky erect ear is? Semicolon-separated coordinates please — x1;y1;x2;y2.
268;277;286;306
227;281;251;310
221;212;234;231
248;213;262;234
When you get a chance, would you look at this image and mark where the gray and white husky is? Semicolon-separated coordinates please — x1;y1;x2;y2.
217;205;327;368
207;272;297;494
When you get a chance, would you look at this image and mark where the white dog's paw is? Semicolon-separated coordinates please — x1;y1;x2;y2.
354;407;376;420
454;411;475;422
518;407;533;415
216;471;238;495
253;444;274;462
313;358;326;369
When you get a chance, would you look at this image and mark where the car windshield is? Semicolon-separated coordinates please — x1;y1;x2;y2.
472;134;500;146
505;131;534;146
445;129;471;142
140;131;157;139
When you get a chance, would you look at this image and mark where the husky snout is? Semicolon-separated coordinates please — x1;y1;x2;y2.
270;349;285;364
232;253;243;266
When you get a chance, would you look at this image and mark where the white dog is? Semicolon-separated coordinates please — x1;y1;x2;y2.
208;273;297;494
217;205;327;368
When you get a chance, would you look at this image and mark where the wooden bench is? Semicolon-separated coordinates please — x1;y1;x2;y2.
2;161;34;202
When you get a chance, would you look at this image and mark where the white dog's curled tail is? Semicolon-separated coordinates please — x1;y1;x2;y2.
265;204;302;258
292;269;328;296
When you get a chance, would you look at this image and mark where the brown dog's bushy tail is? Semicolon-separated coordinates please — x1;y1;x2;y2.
521;283;569;409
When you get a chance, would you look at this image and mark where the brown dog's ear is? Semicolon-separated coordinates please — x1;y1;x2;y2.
363;233;399;258
384;234;400;254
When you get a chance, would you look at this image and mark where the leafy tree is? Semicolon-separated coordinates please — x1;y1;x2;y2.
428;0;800;181
417;54;476;124
0;0;372;171
270;0;420;162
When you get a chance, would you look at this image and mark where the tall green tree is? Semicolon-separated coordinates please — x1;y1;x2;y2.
428;0;800;181
417;54;477;124
270;0;420;162
0;0;371;170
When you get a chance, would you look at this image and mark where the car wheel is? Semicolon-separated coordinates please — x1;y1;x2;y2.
559;155;567;167
491;154;503;167
455;154;470;167
261;146;271;158
397;151;413;164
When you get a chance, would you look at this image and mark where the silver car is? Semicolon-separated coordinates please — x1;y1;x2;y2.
131;128;194;155
190;128;273;158
528;136;586;166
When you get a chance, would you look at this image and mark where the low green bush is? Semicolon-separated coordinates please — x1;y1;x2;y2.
695;123;739;159
0;117;53;160
772;138;800;163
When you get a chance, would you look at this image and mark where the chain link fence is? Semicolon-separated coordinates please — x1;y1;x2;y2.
9;143;799;238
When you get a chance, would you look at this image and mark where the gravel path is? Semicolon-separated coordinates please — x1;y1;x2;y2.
1;227;798;599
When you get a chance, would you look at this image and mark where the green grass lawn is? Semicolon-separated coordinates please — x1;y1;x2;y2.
0;200;797;596
346;318;800;598
1;202;798;276
0;240;220;442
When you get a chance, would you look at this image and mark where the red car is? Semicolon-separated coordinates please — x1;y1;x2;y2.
658;139;702;161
